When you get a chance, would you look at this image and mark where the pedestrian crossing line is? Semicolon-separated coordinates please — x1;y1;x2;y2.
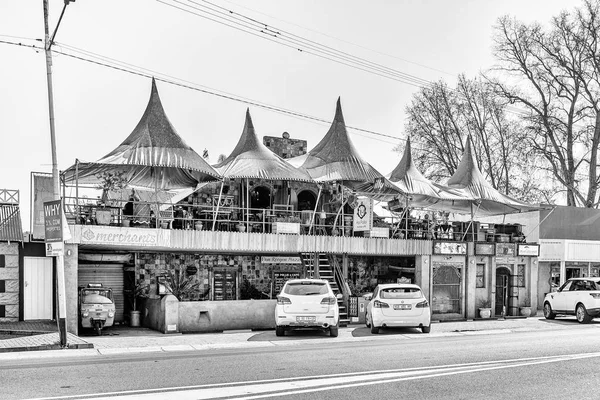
29;351;600;400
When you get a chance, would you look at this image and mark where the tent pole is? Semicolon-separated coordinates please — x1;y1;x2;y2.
308;186;322;235
75;159;79;223
405;196;409;239
246;178;250;230
212;179;224;231
341;182;345;234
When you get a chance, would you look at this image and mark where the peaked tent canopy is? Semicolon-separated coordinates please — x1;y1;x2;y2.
62;78;221;190
297;98;402;199
213;109;313;182
387;137;472;211
446;135;540;216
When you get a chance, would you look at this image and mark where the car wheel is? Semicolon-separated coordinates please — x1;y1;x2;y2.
421;325;431;334
329;325;339;337
365;313;371;328
275;326;285;337
543;302;556;320
370;324;379;334
576;303;592;324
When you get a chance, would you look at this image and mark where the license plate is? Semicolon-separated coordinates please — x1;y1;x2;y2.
296;316;316;323
393;304;411;310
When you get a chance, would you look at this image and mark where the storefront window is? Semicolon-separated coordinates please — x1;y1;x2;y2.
432;264;462;315
566;261;588;279
550;262;560;291
476;263;485;288
517;264;525;287
591;263;600;278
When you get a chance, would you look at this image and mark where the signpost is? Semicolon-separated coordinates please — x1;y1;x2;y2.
43;199;67;346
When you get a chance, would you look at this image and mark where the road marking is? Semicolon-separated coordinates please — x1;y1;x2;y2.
29;351;600;400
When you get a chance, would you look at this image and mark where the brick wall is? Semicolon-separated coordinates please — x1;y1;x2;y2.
0;243;19;321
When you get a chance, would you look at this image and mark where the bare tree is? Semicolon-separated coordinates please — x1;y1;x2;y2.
404;76;550;201
486;0;600;207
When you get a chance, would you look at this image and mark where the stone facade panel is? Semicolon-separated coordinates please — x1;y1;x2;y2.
0;293;18;304
0;268;18;280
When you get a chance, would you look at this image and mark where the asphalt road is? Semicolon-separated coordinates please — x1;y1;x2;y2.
2;324;600;400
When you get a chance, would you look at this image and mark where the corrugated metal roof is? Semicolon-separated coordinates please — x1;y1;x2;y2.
0;204;23;242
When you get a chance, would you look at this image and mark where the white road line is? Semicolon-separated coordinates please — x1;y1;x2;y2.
29;351;600;400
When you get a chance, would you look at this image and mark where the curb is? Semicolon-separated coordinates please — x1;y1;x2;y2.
0;342;94;353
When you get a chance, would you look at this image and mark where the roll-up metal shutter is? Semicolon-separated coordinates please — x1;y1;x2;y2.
78;263;125;323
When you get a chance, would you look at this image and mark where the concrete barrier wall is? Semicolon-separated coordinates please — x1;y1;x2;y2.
178;299;277;333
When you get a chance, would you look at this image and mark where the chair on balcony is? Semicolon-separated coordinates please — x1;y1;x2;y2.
211;195;235;231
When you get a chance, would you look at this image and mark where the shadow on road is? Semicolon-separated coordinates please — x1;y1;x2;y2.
351;327;424;337
248;329;334;341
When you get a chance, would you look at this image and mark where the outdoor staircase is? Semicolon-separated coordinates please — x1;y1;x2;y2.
300;253;349;327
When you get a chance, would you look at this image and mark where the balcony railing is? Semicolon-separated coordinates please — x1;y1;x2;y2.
63;196;527;243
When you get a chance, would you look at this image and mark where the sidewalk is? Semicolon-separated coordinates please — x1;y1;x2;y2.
1;315;585;359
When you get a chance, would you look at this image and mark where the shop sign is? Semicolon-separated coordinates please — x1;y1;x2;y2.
353;197;373;232
496;243;516;256
518;244;540;256
43;200;63;243
261;256;302;264
45;241;63;257
186;265;198;275
475;243;495;255
272;271;301;294
433;241;467;255
79;225;170;247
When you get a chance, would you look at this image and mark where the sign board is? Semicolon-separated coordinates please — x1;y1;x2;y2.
353;197;373;232
366;227;389;238
32;173;54;240
44;199;63;243
45;241;64;257
433;241;467;255
272;271;301;294
272;222;300;234
496;243;516;256
475;243;496;255
261;256;302;264
78;225;170;247
518;244;540;257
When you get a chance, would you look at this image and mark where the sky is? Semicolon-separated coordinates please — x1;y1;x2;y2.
1;0;576;229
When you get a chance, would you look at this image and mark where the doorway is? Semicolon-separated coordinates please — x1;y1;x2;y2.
297;190;316;211
23;257;53;320
250;186;271;210
495;267;511;316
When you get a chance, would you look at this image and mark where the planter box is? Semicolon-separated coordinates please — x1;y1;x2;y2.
272;222;300;234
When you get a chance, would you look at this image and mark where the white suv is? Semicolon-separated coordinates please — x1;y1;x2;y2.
543;278;600;323
275;279;340;337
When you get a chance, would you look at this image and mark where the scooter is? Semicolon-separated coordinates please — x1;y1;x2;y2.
79;283;115;335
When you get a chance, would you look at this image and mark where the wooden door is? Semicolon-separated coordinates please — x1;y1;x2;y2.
23;257;53;320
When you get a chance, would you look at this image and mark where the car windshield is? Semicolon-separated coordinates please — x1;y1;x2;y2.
82;290;112;304
284;282;328;296
380;287;422;299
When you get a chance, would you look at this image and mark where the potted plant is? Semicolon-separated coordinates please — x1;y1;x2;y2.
129;282;148;327
95;171;128;225
478;298;492;319
520;303;532;317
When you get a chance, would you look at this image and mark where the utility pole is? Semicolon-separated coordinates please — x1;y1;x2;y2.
43;0;75;348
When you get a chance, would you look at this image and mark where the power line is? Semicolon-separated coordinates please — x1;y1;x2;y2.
0;38;405;145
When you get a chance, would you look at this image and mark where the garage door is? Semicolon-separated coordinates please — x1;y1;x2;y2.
78;264;125;323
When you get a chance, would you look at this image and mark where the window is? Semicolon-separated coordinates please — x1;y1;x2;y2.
476;264;485;288
0;255;4;268
380;287;422;299
517;264;525;287
0;280;4;293
284;281;328;296
0;305;4;318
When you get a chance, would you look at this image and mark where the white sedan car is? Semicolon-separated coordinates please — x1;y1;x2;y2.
543;277;600;323
366;283;431;334
275;279;340;337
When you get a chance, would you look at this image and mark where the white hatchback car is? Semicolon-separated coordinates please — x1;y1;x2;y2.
275;279;340;337
543;277;600;323
366;283;431;334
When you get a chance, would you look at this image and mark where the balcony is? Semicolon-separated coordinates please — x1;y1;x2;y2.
64;196;525;256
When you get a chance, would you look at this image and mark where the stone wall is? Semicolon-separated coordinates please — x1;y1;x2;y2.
0;242;19;321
